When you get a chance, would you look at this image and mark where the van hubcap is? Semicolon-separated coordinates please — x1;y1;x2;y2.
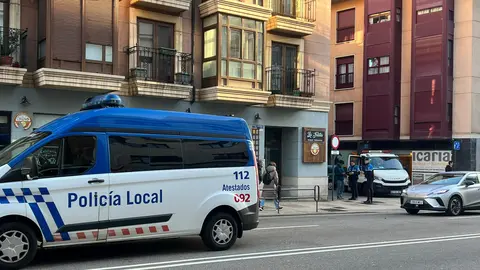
212;219;233;245
0;230;29;263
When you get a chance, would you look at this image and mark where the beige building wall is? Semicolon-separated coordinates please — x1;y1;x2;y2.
305;0;331;100
453;0;480;138
400;0;412;139
329;0;364;140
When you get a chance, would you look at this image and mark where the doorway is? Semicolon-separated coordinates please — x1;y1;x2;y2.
137;19;175;83
265;127;282;184
271;42;298;95
0;111;11;150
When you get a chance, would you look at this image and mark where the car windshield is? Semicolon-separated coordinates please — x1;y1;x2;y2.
369;157;404;170
0;132;50;166
422;173;466;185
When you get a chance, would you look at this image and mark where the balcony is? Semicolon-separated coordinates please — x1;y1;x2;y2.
335;73;354;89
0;27;27;85
199;0;272;21
126;46;193;99
265;66;315;109
267;0;316;37
130;0;191;15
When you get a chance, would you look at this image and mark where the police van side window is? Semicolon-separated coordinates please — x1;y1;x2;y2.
0;136;96;182
108;136;183;173
182;139;249;169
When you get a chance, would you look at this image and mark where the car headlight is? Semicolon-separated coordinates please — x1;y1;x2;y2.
374;176;383;181
429;189;449;195
401;189;408;195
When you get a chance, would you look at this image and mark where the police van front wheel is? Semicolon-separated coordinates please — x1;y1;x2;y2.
201;212;238;251
0;222;38;269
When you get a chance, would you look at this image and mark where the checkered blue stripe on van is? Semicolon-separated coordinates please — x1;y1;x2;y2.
0;188;69;242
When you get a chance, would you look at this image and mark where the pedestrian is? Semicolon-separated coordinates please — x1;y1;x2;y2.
334;160;345;200
264;161;282;211
445;161;453;172
347;160;360;200
257;158;266;211
363;158;374;204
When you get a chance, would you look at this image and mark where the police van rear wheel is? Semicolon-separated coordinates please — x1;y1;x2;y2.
202;213;238;251
0;222;38;269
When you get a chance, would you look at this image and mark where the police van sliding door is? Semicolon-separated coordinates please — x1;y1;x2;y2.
21;135;109;245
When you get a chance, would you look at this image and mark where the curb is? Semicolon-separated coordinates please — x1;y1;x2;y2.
259;209;402;218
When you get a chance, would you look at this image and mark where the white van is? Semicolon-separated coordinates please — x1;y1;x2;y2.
0;94;259;269
346;151;411;195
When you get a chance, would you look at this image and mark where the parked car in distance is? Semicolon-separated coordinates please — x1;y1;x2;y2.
400;171;480;216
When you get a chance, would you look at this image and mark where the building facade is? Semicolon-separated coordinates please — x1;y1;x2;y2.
330;0;480;172
0;0;332;197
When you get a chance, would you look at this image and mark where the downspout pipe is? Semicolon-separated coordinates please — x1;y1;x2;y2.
190;0;196;104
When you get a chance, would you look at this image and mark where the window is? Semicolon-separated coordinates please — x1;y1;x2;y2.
183;139;249;169
465;174;479;184
417;6;443;16
447;40;453;74
394;106;399;125
109;136;183;173
2;136;96;181
367;56;390;75
85;43;113;63
336;56;354;89
335;103;354;136
220;15;264;81
337;9;355;43
369;11;391;24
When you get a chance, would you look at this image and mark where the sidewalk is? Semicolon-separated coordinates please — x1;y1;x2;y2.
259;194;401;217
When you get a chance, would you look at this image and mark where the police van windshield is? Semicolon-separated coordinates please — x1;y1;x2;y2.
0;132;50;166
370;157;403;170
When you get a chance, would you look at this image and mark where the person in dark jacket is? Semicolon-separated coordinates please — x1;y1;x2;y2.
347;160;360;200
363;158;374;204
334;160;346;199
445;161;453;172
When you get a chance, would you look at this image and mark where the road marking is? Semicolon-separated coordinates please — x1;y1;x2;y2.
88;232;480;270
260;211;401;219
448;215;480;220
255;225;319;231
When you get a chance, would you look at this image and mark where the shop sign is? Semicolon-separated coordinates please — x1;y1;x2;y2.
412;150;452;172
13;112;32;130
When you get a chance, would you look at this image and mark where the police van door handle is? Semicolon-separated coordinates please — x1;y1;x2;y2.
88;178;105;184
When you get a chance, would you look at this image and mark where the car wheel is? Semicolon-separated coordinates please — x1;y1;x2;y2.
446;196;463;216
405;209;419;215
0;222;38;270
201;212;238;251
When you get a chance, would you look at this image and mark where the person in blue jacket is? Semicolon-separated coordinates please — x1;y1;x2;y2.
334;160;346;199
363;158;374;204
347;160;361;200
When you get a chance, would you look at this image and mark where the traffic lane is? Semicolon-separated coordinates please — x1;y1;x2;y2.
129;235;480;270
87;233;480;270
26;212;480;270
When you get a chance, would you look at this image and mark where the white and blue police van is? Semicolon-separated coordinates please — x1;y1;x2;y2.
0;94;259;269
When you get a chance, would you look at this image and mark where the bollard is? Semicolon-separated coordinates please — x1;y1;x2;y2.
314;185;320;212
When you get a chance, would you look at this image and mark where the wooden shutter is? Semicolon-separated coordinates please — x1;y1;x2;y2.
52;0;82;63
85;0;113;45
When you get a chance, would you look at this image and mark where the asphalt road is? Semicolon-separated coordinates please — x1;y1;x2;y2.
27;209;480;270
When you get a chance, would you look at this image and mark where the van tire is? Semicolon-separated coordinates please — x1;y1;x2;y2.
201;212;238;251
0;222;38;270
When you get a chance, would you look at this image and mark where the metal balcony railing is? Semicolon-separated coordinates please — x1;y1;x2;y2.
0;27;28;68
265;66;315;97
126;45;193;85
335;73;354;89
271;0;316;22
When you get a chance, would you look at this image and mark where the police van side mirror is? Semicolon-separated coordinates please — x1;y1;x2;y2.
21;157;36;180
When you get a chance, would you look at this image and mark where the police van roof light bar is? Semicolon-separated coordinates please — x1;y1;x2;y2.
81;94;125;111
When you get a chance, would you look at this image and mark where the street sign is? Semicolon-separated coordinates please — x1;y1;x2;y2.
331;150;340;155
453;141;461;151
331;135;340;150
